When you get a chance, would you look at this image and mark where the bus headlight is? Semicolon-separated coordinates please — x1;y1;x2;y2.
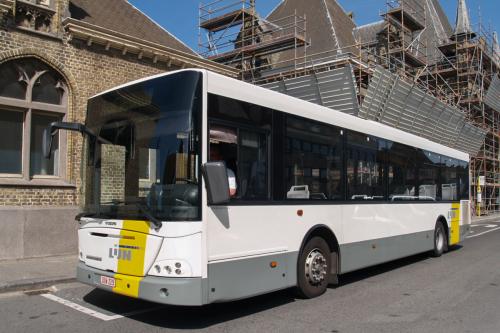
148;259;192;277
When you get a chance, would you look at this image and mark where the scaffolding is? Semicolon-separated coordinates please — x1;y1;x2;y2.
198;0;307;80
351;2;496;215
380;0;427;75
431;23;500;214
361;0;500;215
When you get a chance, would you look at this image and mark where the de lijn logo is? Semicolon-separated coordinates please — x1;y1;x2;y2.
109;244;133;261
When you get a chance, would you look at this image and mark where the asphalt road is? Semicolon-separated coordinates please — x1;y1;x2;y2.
1;221;500;333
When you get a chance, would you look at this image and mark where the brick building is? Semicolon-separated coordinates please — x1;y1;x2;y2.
0;0;234;260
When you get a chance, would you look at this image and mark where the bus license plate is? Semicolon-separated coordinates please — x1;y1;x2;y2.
100;276;115;287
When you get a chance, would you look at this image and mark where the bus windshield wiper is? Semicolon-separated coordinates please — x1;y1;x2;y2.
102;200;162;230
136;203;162;230
75;212;97;221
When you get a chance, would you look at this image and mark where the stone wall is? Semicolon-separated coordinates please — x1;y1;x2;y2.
0;206;80;260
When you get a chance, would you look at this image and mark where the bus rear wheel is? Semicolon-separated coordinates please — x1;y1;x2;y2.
297;237;331;299
433;221;448;257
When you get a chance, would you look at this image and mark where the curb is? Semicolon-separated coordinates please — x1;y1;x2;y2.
0;276;76;294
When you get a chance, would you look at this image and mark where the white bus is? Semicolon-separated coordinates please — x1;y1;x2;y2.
44;69;471;305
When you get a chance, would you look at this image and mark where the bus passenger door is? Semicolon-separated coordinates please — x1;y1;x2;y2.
206;122;295;301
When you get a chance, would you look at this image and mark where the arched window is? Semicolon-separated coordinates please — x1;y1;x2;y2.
0;58;68;181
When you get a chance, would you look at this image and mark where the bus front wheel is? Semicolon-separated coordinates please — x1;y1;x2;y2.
433;221;448;257
296;236;331;299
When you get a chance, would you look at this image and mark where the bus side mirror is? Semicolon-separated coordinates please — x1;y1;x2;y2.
43;122;85;159
42;121;112;160
202;162;230;205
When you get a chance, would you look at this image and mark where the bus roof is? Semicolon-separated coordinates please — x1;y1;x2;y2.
90;69;206;99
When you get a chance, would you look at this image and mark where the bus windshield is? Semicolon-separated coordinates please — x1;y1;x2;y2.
81;71;202;221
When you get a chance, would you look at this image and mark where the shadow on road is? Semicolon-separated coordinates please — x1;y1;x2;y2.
83;287;296;329
81;248;462;329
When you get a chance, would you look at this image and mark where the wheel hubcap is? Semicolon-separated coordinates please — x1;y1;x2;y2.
305;249;328;285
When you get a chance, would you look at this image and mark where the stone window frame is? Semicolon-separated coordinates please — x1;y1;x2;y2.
0;60;69;186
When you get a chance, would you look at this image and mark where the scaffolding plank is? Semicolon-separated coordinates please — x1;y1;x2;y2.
200;8;255;32
385;8;425;31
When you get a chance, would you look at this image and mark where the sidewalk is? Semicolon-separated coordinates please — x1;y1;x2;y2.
0;254;77;293
472;212;500;224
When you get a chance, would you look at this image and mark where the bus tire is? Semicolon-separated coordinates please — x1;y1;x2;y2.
296;236;331;299
433;221;448;257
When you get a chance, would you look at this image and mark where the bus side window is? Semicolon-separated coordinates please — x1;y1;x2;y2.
441;157;459;201
346;132;385;201
209;125;238;197
238;130;268;199
418;150;440;201
388;142;417;201
208;124;269;201
208;93;272;201
285;116;343;200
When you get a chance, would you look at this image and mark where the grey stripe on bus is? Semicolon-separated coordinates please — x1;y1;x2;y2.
207;251;299;303
339;230;435;274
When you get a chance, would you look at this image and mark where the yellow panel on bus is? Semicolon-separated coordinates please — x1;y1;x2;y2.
450;203;461;245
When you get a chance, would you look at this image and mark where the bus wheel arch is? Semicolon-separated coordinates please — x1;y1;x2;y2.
299;225;340;285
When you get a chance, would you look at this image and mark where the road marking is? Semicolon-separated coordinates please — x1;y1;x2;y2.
466;226;500;239
41;294;161;321
470;224;498;228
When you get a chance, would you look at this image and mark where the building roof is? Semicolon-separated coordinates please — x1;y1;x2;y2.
427;0;452;43
68;0;195;55
267;0;359;59
354;21;385;45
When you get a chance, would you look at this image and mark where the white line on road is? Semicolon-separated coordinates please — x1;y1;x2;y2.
41;293;161;321
470;224;499;228
466;226;500;239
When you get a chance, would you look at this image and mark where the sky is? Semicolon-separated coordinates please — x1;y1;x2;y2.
128;0;500;52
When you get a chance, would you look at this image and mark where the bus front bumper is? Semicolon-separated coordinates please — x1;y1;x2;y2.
77;262;208;306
